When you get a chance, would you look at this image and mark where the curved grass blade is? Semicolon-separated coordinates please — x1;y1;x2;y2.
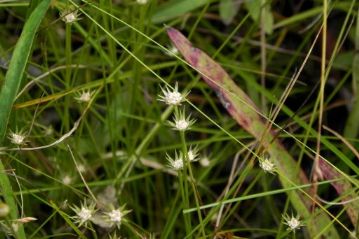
167;27;340;238
0;0;51;238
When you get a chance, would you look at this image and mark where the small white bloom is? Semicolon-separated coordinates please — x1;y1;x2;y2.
166;151;184;171
107;209;122;223
199;156;210;167
158;82;187;106
71;201;96;227
169;109;195;131
282;213;302;231
62;175;72;185
74;90;93;103
77;164;86;173
259;156;276;174
8;130;27;145
60;9;81;24
187;145;199;162
136;0;148;5
103;206;130;229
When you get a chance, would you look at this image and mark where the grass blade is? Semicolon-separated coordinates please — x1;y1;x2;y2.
151;0;208;23
0;0;51;238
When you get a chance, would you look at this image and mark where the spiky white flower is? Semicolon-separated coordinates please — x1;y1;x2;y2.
71;201;96;227
166;151;184;171
169;109;195;131
136;0;148;5
158;82;187;106
8;130;27;145
282;213;302;231
103;206;130;229
187;145;199;162
74;90;93;103
259;156;276;174
60;9;81;24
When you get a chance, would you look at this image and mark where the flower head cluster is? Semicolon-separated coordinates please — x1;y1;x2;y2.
71;200;130;229
166;151;184;171
169;109;195;131
158;82;188;106
60;8;81;24
282;213;302;231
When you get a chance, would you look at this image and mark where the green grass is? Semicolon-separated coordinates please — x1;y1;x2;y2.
0;0;358;238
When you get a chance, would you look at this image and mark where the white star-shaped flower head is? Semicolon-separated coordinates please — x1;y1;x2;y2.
8;130;27;145
71;201;96;227
60;9;81;24
74;90;94;103
169;109;195;131
104;205;130;229
259;154;276;174
282;213;302;231
158;82;188;106
187;145;199;162
166;151;184;171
